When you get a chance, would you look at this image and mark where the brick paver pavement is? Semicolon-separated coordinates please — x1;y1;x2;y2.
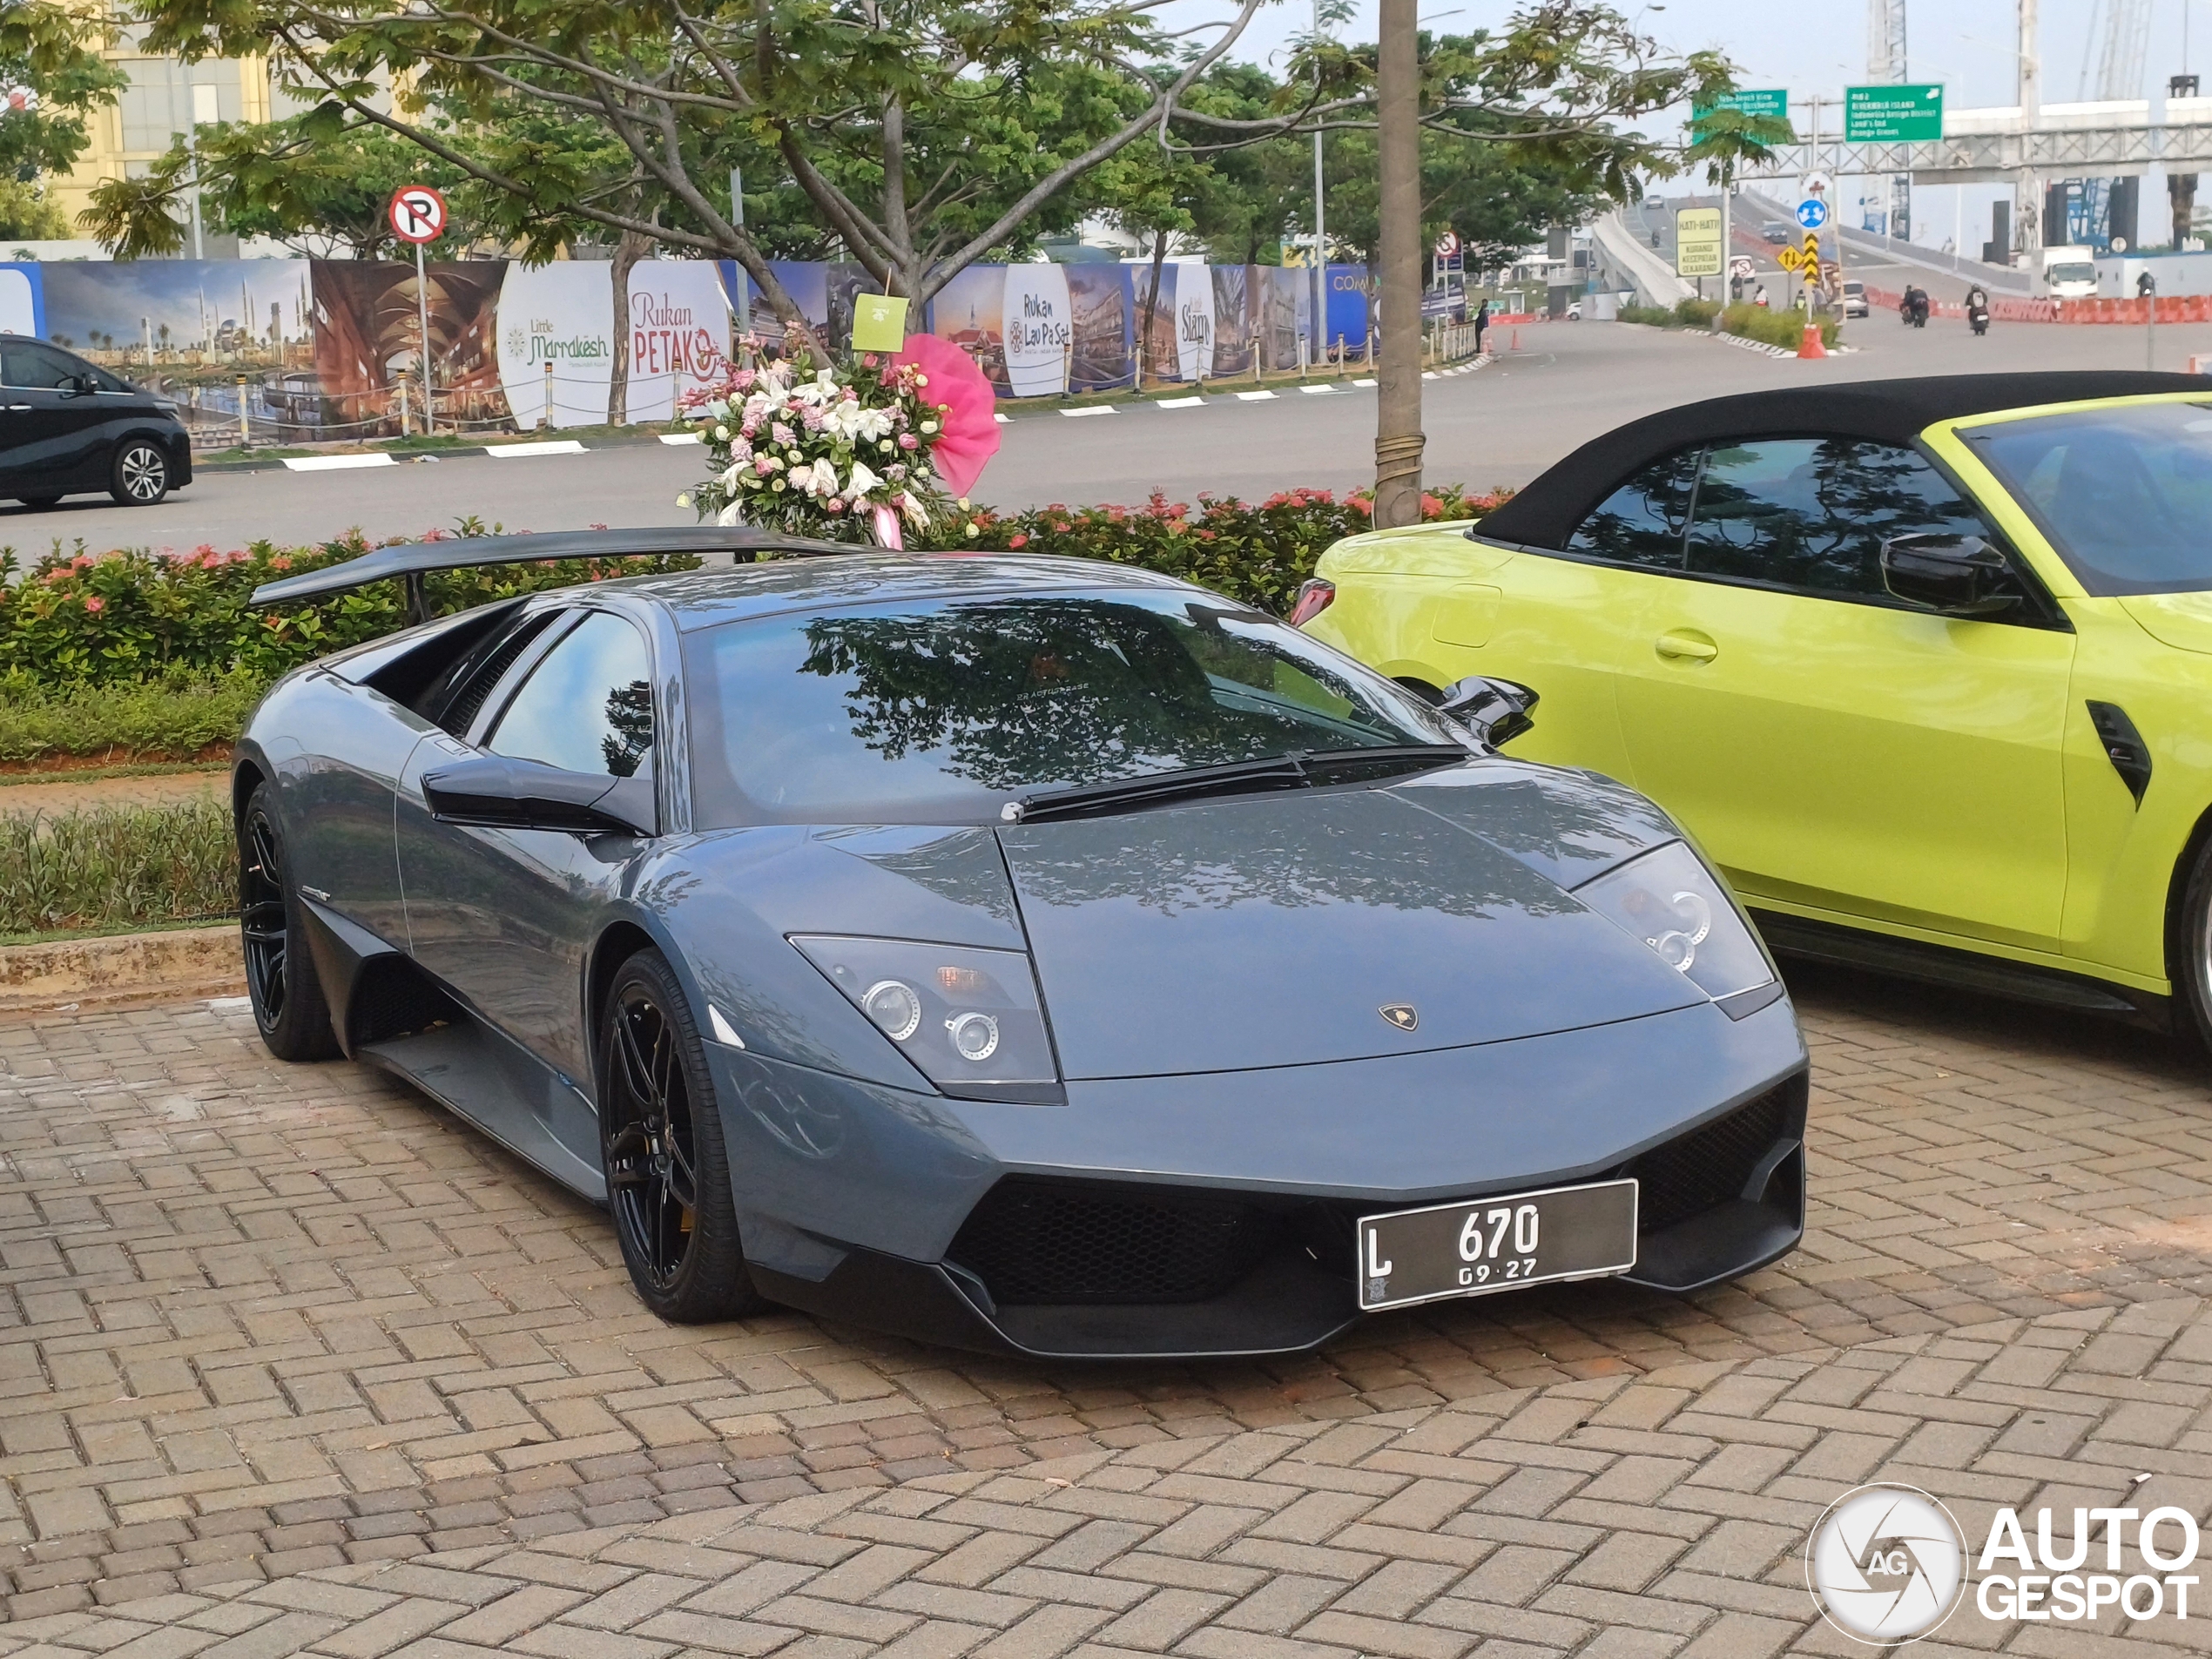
7;962;2212;1653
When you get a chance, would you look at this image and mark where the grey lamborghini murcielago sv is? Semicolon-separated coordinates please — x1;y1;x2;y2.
237;527;1809;1359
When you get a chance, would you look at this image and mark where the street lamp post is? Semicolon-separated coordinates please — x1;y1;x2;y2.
1372;0;1423;527
1312;0;1327;371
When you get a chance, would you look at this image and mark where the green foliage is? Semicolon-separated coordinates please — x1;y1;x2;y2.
1721;302;1838;348
0;1;125;193
914;486;1509;614
1673;297;1720;324
0;177;69;242
1616;302;1671;326
0;670;264;763
0;531;702;688
0;799;235;936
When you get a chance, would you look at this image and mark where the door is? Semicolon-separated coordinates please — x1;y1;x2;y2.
398;608;660;1083
0;341;111;496
1612;436;2076;949
1479;447;1704;779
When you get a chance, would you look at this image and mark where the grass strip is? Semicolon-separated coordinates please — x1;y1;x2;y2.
0;799;235;936
0;673;266;765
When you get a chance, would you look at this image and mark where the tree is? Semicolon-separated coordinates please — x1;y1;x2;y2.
0;0;125;238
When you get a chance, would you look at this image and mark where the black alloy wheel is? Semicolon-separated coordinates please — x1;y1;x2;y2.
238;783;340;1061
598;949;765;1322
111;442;170;505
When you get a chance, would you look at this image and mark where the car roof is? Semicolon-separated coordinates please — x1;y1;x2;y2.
608;550;1203;631
1473;372;2212;550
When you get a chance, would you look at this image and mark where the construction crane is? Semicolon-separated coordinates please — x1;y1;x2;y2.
2069;0;2154;245
1868;0;1910;237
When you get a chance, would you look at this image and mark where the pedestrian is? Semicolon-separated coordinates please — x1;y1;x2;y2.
1474;298;1490;355
1753;282;1769;309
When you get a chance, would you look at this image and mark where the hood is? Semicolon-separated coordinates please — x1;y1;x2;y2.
997;787;1706;1081
2121;591;2212;656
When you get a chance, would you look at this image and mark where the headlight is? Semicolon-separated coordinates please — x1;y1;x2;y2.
791;935;1058;1096
1573;842;1774;1002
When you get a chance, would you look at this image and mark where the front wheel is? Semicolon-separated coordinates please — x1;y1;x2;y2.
239;783;341;1061
598;949;768;1323
111;441;171;505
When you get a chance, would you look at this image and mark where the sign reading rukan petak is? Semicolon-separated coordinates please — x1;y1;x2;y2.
388;185;448;246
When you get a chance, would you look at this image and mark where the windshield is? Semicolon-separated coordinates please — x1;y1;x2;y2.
1967;400;2212;594
684;590;1461;826
2047;262;2096;286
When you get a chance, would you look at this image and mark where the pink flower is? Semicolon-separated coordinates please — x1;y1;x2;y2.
269;556;292;570
899;433;919;450
1008;533;1028;550
84;595;103;612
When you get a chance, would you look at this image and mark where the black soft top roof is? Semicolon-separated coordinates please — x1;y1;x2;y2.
1474;371;2210;550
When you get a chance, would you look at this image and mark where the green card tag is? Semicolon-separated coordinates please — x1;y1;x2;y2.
851;293;909;351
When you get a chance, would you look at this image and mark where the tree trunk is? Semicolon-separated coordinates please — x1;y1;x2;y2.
1372;0;1424;527
1141;229;1170;388
608;227;650;424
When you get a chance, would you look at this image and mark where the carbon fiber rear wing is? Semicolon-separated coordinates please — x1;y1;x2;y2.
251;526;862;624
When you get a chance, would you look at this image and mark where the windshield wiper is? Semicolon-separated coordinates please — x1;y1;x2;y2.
1005;744;1469;826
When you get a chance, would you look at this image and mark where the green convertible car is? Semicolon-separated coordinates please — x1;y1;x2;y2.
1299;372;2212;1044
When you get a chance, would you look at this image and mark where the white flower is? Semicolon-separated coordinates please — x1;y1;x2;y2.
676;492;691;508
899;490;928;528
714;425;729;442
799;458;840;496
715;501;743;525
921;420;939;435
846;461;884;498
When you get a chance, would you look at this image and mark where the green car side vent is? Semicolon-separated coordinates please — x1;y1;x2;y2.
2087;701;2152;807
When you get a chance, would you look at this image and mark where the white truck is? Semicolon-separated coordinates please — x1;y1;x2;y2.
2040;246;2100;299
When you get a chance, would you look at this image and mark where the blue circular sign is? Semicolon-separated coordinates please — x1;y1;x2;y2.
1796;199;1829;230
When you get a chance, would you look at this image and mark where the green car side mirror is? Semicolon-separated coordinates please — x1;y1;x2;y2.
1879;533;2022;620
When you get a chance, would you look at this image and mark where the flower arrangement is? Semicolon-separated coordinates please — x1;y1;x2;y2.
678;352;955;543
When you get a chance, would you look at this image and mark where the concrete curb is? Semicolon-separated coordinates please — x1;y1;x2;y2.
0;924;242;1012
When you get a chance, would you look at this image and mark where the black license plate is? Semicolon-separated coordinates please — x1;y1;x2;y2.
1357;1179;1638;1312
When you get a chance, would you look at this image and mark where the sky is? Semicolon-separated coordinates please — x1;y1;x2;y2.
1162;0;2211;250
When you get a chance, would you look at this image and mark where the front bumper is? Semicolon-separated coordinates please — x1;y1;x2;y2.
709;995;1808;1359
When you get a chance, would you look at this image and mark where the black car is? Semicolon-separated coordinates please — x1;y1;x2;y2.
1;337;193;509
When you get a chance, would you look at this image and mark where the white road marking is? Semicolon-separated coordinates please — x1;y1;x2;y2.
281;453;396;472
1062;405;1118;417
485;439;588;458
658;432;704;445
1235;389;1277;401
1157;395;1206;408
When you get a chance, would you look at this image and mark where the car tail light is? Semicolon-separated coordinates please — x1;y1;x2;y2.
1287;579;1336;627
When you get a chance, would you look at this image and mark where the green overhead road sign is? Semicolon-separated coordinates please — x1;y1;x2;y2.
1845;83;1944;141
1695;88;1788;121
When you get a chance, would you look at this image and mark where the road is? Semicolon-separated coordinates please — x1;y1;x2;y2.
3;309;2209;556
1628;193;2016;309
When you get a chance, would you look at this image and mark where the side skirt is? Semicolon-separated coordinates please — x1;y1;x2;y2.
359;1018;608;1202
1751;908;2174;1034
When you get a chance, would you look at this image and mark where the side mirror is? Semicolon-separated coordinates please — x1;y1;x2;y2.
423;754;657;837
62;374;94;397
1879;533;2022;619
1437;675;1539;748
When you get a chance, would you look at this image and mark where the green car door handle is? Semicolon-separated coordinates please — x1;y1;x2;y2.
1655;629;1718;664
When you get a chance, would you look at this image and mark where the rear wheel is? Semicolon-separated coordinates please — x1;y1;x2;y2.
110;441;170;505
239;783;340;1061
598;949;766;1323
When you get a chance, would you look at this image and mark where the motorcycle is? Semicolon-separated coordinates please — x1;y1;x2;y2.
1901;292;1929;327
1968;304;1990;336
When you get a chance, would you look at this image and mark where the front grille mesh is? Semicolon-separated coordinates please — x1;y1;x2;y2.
1622;1084;1792;1233
948;1180;1280;1305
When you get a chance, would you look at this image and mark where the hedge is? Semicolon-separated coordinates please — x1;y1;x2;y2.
1;489;1501;704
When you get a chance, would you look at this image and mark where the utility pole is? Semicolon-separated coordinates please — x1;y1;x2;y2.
1372;0;1422;527
2020;0;2042;259
1312;0;1327;370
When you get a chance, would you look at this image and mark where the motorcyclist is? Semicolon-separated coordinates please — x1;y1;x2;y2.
1966;283;1991;336
1902;284;1929;326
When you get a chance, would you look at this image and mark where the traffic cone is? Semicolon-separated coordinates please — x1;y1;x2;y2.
1797;322;1827;359
1509;328;1520;352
